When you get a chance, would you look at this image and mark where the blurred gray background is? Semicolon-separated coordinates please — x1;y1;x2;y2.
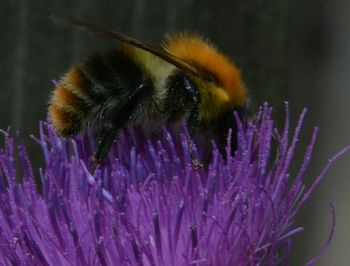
0;0;349;265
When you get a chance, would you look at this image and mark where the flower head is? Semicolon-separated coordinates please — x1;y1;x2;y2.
0;103;348;265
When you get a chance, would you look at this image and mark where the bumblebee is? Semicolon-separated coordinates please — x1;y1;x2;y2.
49;18;248;172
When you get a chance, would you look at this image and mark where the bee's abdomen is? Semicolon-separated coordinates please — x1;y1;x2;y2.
49;49;145;137
49;67;91;137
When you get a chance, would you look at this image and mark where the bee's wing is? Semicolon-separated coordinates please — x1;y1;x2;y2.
51;15;203;79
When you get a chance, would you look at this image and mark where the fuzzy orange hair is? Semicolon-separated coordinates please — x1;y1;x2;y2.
164;34;247;108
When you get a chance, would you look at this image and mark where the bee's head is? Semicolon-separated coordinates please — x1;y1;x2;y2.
164;33;247;121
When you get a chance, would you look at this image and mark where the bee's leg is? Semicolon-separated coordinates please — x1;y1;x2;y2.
182;74;200;104
185;108;203;170
90;83;150;174
91;128;118;173
184;134;204;170
165;72;202;169
186;107;199;136
180;74;203;170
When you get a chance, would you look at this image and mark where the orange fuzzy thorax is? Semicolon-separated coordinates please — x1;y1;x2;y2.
164;34;247;120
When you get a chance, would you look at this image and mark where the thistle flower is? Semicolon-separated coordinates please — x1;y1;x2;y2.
0;103;348;265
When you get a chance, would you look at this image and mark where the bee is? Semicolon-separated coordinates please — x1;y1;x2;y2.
49;17;248;173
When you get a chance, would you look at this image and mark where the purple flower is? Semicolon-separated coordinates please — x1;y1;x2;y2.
0;103;348;265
